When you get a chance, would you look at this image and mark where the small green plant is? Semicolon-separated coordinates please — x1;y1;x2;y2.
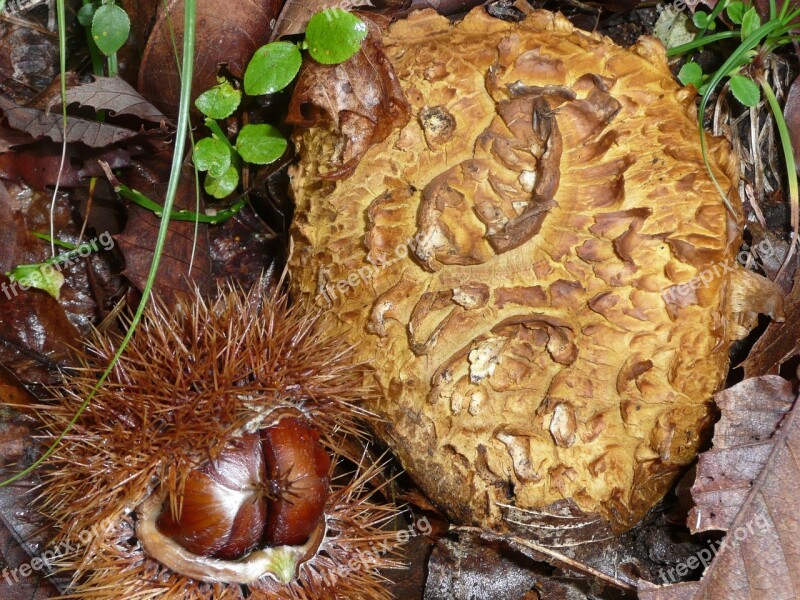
193;79;287;198
5;233;111;300
668;0;799;261
78;0;131;77
192;8;367;198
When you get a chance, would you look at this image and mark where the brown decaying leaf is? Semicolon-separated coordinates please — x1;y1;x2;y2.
270;0;488;39
208;202;281;290
58;76;168;125
0;143;133;191
113;163;213;300
638;376;800;600
785;74;800;173
271;0;380;39
0;182;98;384
0;378;61;599
0;126;35;153
688;376;794;533
286;14;411;179
741;272;800;377
680;0;716;11
137;0;283;120
424;531;542;600
0;96;143;148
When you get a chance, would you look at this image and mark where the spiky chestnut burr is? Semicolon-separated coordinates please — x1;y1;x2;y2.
32;282;404;599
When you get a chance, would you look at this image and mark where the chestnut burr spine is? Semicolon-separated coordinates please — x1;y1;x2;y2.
34;282;404;599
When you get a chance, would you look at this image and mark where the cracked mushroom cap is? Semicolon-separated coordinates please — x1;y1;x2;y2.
288;9;782;537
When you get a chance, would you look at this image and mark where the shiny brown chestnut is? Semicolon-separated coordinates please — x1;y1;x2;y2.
156;432;267;560
142;415;332;583
262;416;331;546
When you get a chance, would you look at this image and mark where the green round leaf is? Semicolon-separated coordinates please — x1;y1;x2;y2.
692;10;709;28
729;74;761;107
235;124;287;165
92;3;130;56
78;3;97;28
244;42;302;96
195;80;242;119
678;62;703;88
194;137;232;178
726;1;745;24
204;165;239;199
741;7;761;38
306;9;368;65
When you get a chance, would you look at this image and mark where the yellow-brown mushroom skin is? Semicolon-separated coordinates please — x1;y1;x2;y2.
289;9;747;535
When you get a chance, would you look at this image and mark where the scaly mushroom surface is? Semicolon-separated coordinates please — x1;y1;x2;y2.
289;8;782;536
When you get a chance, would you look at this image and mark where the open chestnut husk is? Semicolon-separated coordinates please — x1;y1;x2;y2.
33;284;403;599
139;416;333;584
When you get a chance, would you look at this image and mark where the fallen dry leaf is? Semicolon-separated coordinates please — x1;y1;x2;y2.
60;76;168;125
0;182;99;384
113;163;213;300
0;96;142;148
0;378;61;599
138;0;283;119
741;273;800;377
286;14;411;178
638;376;800;600
271;0;380;39
679;0;716;11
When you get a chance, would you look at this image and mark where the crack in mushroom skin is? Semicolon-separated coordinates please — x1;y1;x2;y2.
288;9;781;535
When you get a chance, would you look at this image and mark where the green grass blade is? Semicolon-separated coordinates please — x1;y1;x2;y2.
761;80;799;274
696;19;785;215
666;31;741;57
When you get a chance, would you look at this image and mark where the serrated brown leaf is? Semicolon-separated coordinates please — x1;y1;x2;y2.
114;164;213;300
286;15;411;179
138;0;283;119
674;0;716;11
638;376;800;600
59;76;168;124
0;96;139;148
688;376;794;533
741;273;800;377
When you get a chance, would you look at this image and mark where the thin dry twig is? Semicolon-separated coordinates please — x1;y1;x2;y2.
452;525;635;592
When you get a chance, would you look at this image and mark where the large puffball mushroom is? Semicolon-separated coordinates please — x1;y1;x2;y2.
288;8;783;538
